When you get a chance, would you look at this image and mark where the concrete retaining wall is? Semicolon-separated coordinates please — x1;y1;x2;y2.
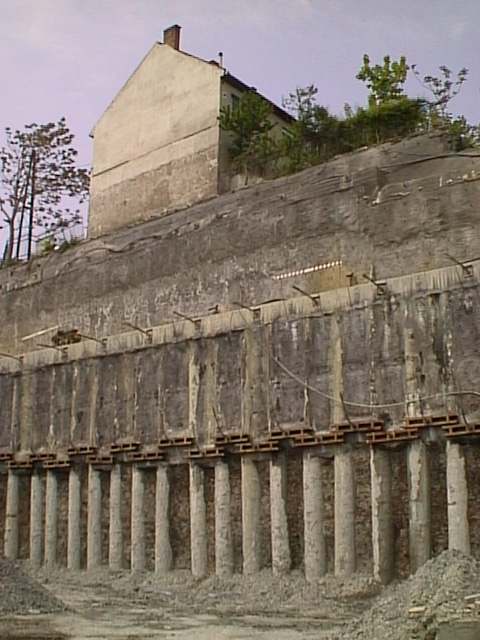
1;261;480;579
2;133;480;355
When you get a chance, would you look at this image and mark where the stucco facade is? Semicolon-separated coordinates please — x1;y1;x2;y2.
89;41;224;238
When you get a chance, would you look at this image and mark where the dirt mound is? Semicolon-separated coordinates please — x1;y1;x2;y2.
329;550;480;640
0;557;65;614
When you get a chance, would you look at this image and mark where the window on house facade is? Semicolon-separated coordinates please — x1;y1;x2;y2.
231;94;240;111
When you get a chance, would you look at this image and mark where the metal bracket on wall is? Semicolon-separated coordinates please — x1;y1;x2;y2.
445;254;474;279
292;285;320;306
0;352;23;364
79;333;108;348
173;310;199;327
122;322;153;343
362;273;387;296
36;342;68;359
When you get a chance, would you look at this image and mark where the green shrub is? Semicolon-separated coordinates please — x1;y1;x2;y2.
344;97;427;147
219;91;277;175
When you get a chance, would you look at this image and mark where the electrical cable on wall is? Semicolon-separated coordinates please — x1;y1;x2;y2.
272;355;480;410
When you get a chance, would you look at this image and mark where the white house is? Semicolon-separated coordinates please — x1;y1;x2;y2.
88;25;293;238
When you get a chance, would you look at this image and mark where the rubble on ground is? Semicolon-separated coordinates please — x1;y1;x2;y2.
328;550;480;640
0;556;65;614
132;568;380;619
17;550;480;638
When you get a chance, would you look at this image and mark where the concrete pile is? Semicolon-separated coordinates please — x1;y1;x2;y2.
330;550;480;640
0;557;64;614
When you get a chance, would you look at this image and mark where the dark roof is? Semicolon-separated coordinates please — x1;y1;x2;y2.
162;45;295;124
222;72;295;124
156;40;294;124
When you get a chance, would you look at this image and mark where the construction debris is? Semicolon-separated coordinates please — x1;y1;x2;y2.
328;550;480;640
0;557;65;614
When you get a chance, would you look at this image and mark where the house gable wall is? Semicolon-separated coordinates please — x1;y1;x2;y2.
89;45;222;238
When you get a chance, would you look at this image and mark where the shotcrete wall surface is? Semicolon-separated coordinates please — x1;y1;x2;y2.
1;259;480;576
1;133;480;355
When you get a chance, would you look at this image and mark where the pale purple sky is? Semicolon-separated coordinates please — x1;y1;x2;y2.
1;0;479;170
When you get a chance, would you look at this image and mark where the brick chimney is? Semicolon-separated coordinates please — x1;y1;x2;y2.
163;25;181;50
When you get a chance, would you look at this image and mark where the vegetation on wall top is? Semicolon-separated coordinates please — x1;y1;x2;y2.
219;55;478;179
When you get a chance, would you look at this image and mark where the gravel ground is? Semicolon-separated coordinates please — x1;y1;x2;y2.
0;556;65;615
328;550;480;640
134;568;381;617
31;565;379;623
4;550;480;637
41;566;377;622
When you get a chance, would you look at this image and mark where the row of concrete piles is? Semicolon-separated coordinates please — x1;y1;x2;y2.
3;441;470;583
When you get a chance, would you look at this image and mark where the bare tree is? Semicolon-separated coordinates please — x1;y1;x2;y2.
0;118;89;262
411;65;469;118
